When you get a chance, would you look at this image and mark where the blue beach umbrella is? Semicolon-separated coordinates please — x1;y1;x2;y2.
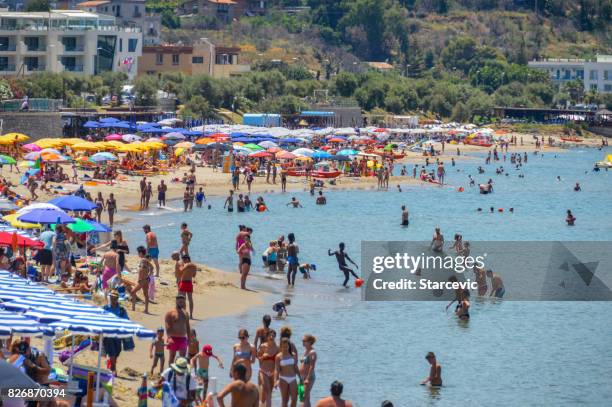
17;208;75;225
99;117;120;123
337;149;359;156
85;220;112;232
49;313;155;338
312;150;332;159
83;121;99;129
0;310;52;339
49;195;97;212
90;152;118;162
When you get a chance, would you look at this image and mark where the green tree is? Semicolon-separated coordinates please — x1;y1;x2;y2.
332;72;358;97
24;0;49;11
562;79;584;104
133;76;158;106
183;95;214;119
440;37;477;75
0;79;13;100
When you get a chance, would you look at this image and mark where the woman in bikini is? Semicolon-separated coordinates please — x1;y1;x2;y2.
237;235;253;290
257;329;279;407
300;334;317;407
95;192;105;223
231;329;256;381
275;337;300;407
106;193;117;227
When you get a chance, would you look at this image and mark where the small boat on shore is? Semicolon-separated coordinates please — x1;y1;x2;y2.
561;136;583;142
464;139;493;148
287;169;342;178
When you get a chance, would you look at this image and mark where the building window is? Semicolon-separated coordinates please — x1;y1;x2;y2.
192;56;204;64
555;69;560;80
563;69;570;80
577;69;584;79
172;54;179;65
128;38;138;52
119;38;123;52
590;84;598;91
604;70;611;81
604;84;612;92
589;70;598;80
156;53;163;65
0;56;9;70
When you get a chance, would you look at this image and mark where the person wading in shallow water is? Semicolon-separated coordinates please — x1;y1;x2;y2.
328;243;359;287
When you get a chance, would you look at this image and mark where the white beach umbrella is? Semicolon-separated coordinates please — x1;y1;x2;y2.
292;148;314;157
258;140;278;149
16;202;61;216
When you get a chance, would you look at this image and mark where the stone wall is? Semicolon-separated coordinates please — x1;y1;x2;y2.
0;112;64;141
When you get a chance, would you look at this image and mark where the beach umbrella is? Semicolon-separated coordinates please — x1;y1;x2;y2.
258;140;278;149
104;134;123;141
249;151;272;158
117;144;143;153
90;152;118;162
243;143;264;151
50;218;95;233
16;202;60;215
162;132;186;140
122;134;141;143
0;311;51;339
0;199;18;211
22;143;41;152
267;147;282;153
85;220;112;233
0;154;16;165
312;150;332;159
327;137;346;143
329;155;351;161
24;151;42;161
2;213;40;229
48;195;97;212
276;151;296;160
99;117;120;123
0;360;40;390
2;132;29;142
337;149;359;156
83;121;99;129
195;138;213;145
17;208;75;225
292;148;314;157
204;143;230;151
17;160;35;168
0;285;56;301
0;231;43;248
145;137;162;143
294;156;313;162
174;141;195;149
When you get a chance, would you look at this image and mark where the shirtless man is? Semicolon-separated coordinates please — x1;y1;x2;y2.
143;224;160;277
180;223;193;256
172;251;182;285
316;191;326;205
178;254;197;319
286;233;299;286
157;180;167;207
487;269;505;298
131;246;152;313
139;176;147;209
224;190;235;213
165;294;190;364
401;205;409;226
430;228;444;252
216;363;258;407
328;243;359;287
286;197;303;208
315;381;353;407
420;352;442;386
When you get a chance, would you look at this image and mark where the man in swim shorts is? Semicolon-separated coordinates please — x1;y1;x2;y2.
143;224;160;277
165;294;190;364
486;269;505;298
178;254;197;319
401;205;409;226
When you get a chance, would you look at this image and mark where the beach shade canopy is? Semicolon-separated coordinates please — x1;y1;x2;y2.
0;232;43;248
85;220;112;233
0;199;18;211
162;132;186;140
0;154;16;165
204;142;230;151
21;300;106;324
278;138;302;144
258;140;278;149
329;155;351;161
49;195;97;212
22;143;42;152
2;213;40;229
16;202;60;216
0;359;41;389
99;117;120;123
312;150;333;159
249;151;272;158
195;137;213;145
90;152;118;162
0;310;52;339
49;313;156;338
327;137;346;143
17;208;75;225
0;284;56;301
292;148;314;157
276;151;296;160
2;132;29;142
83;120;99;128
242;143;264;151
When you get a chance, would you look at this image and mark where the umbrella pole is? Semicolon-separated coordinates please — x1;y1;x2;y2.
94;333;103;402
69;334;75;379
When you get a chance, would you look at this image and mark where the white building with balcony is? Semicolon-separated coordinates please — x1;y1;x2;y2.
0;10;142;78
528;55;612;93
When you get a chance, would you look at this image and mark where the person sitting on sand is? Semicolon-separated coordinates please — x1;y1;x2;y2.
315;381;353;407
421;352;442;386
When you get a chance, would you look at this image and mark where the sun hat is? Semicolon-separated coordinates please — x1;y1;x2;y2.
171;357;189;374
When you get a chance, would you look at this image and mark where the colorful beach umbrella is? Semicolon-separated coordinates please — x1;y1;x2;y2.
337;149;359;156
1;133;29;142
17;208;75;225
85;220;112;232
48;195;97;212
51;218;95;233
195;138;213;145
90;152;118;162
249;151;272;158
22;143;41;152
0;155;16;165
162;132;186;140
174;141;195;149
105;134;123;141
122;134;141;143
0;232;43;248
276;151;296;160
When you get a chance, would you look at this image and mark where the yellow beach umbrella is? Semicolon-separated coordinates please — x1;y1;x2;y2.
1;132;29;142
0;137;15;145
117;144;143;153
174;141;194;149
141;141;165;150
3;213;40;229
72;142;100;151
61;138;85;146
175;147;186;157
294;156;313;162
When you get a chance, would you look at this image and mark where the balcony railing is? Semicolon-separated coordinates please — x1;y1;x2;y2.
133;12;142;18
0;25;141;33
63;44;85;52
0;64;16;71
27;64;46;71
0;44;16;51
64;64;84;72
25;44;46;52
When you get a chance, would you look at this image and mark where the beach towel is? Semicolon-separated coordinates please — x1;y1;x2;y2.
148;274;156;301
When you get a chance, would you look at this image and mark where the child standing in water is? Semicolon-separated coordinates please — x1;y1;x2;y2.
149;328;165;376
191;344;224;403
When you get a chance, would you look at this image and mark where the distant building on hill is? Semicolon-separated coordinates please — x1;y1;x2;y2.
179;0;267;21
137;38;250;78
0;10;142;78
76;0;161;45
528;55;612;93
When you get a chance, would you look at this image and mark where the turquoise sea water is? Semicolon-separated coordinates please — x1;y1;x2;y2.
125;147;612;406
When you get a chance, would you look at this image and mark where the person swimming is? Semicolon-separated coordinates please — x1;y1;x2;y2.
487;269;505;298
566;209;576;226
455;290;470;320
574;183;581;191
286;197;303;208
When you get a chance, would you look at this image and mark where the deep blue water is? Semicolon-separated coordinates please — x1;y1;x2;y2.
125;147;612;406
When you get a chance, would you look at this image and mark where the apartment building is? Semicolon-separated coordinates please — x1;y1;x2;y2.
0;10;142;78
76;0;160;45
137;38;250;78
528;55;612;93
179;0;267;22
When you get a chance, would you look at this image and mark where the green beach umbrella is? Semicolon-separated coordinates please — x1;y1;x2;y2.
243;143;264;151
51;218;95;233
383;143;393;151
0;154;16;165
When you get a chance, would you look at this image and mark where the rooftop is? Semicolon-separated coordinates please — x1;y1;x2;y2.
208;0;236;4
0;10;105;19
76;1;110;7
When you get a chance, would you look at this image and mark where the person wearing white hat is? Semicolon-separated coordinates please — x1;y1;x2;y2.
158;356;197;406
